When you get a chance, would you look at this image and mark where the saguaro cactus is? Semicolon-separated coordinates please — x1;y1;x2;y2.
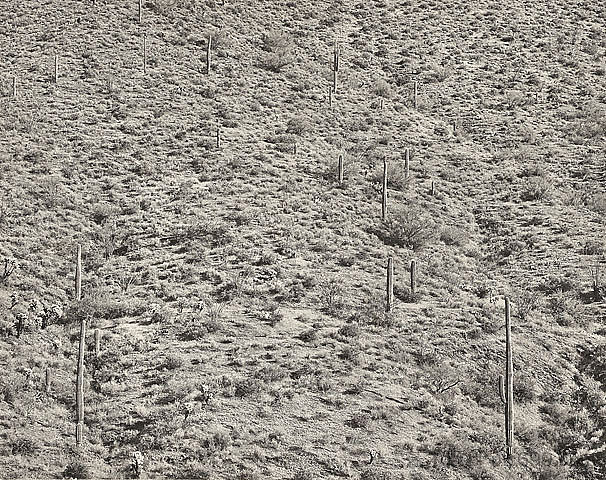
332;41;340;93
498;297;514;460
381;158;388;220
45;367;52;394
207;35;212;74
94;328;101;357
338;154;344;184
75;245;85;447
410;260;416;295
386;257;394;312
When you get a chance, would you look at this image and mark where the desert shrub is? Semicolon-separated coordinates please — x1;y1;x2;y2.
505;89;529;108
162;353;184;370
538;274;577;294
260;31;294;72
515;372;539;403
520;175;553;201
337;323;360;338
258;301;283;326
202;430;231;453
371;78;394;98
63;459;91;479
512;289;542;320
261;31;292;52
380;206;438;251
440;226;470;246
547;290;582;326
319;278;345;315
433;430;500;469
286;116;311;136
255;365;286;383
590;193;606;215
394;285;421;303
234;377;265;398
348;412;373;429
354;292;398;327
582;239;605;256
9;436;39;455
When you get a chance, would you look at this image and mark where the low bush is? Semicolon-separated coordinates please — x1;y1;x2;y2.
380;206;438;251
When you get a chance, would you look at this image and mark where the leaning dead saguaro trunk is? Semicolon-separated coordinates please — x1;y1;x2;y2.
75;244;85;447
381;158;388;220
332;41;340;93
386;257;394;312
498;297;514;460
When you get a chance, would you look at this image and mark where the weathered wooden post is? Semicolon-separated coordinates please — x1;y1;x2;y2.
293;143;297;155
338;154;344;184
216;119;221;148
12;76;17;97
413;81;418;109
499;297;514;460
379;97;384;110
143;34;147;73
54;54;59;83
75;244;85;447
430;180;435;196
206;35;212;74
138;0;143;23
386;257;393;312
381;158;388;220
94;328;101;357
328;86;332;108
410;260;416;295
404;148;410;179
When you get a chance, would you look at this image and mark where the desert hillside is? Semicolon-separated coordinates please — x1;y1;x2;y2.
1;0;606;479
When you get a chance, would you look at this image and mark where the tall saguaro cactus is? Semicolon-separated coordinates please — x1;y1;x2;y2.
54;54;59;83
332;41;340;93
498;297;514;460
75;245;85;447
207;35;212;74
386;257;394;312
381;158;388;220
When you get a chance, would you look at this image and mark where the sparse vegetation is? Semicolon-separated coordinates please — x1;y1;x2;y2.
1;1;604;479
